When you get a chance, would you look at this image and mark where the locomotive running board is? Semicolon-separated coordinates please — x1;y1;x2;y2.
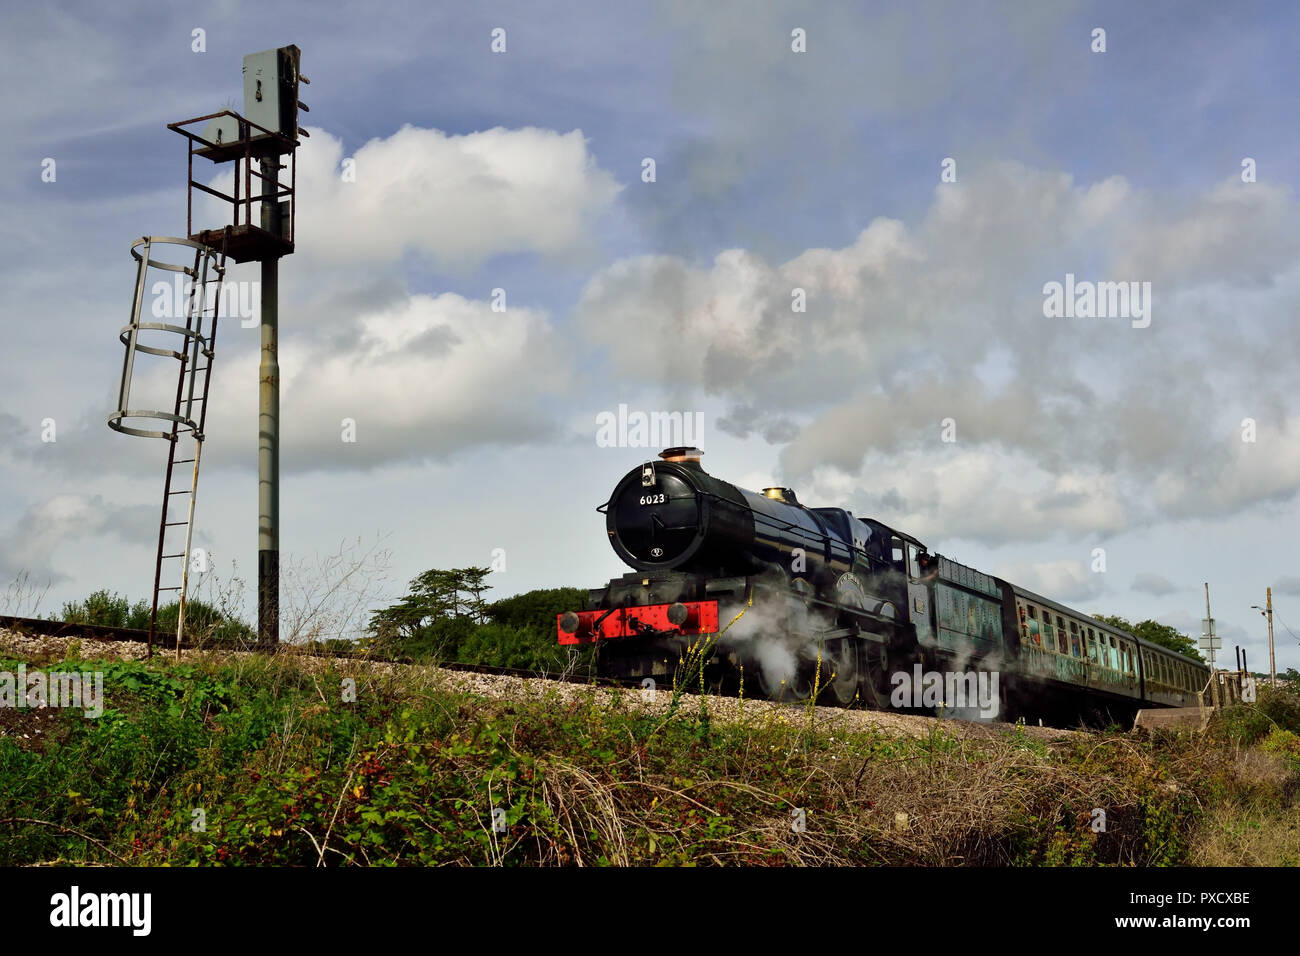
815;627;887;643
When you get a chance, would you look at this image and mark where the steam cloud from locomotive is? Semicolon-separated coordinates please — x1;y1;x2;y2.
559;448;1209;726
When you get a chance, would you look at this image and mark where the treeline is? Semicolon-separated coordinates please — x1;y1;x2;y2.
1091;614;1204;661
366;566;592;671
55;569;591;671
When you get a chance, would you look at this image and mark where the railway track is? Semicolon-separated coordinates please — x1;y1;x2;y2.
0;615;195;647
0;614;629;689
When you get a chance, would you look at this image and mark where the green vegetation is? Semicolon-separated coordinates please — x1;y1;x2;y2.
59;590;152;630
58;589;255;646
52;570;588;669
0;646;1297;866
1092;614;1204;661
365;568;593;673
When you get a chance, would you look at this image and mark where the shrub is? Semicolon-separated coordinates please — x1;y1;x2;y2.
1257;682;1300;736
1211;704;1273;746
59;590;150;629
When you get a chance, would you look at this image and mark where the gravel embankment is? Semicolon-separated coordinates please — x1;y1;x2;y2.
0;627;1078;743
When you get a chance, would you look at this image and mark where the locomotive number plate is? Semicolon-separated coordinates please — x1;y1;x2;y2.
639;493;667;505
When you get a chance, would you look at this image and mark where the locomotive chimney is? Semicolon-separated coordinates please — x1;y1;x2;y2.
659;446;703;464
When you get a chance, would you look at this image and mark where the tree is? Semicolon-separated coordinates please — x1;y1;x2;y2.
455;567;493;624
488;587;589;630
366;570;590;668
367;567;496;655
1092;613;1204;661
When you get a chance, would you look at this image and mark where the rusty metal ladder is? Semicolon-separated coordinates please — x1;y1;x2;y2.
109;235;228;657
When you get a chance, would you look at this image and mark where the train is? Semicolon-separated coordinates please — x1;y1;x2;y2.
557;447;1210;725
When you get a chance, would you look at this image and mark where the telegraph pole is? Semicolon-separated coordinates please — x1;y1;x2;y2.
1201;583;1219;668
1266;587;1276;687
1251;588;1277;687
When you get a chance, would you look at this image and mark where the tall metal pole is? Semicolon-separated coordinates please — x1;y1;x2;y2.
258;156;280;646
1266;587;1276;687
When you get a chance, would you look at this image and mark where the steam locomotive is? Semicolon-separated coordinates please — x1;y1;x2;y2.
557;448;1210;725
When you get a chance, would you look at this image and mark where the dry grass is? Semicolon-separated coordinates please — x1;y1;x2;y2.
1189;800;1300;866
2;627;1297;866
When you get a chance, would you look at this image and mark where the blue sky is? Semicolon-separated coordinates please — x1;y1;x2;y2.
1;0;1298;672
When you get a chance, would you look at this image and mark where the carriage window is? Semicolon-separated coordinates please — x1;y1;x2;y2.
1056;616;1068;654
1027;605;1037;619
